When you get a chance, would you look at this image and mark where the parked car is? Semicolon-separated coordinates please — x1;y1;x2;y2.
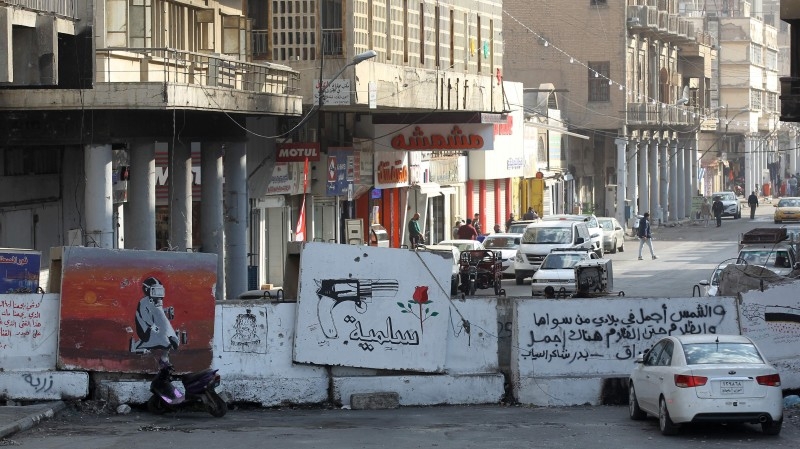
596;217;625;253
773;197;800;223
512;220;593;285
507;220;538;235
711;191;742;219
415;244;460;296
541;214;604;257
530;247;598;297
628;334;783;436
481;233;521;277
697;263;729;297
436;239;485;253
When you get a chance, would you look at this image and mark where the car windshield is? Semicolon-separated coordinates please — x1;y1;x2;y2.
483;237;518;249
541;253;586;270
778;199;800;207
682;342;764;365
598;220;614;230
522;227;572;244
739;250;790;268
714;193;735;201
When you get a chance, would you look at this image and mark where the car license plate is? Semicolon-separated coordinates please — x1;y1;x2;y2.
720;380;743;394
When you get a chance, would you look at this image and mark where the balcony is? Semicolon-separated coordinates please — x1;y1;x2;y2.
627;103;699;127
0;0;75;17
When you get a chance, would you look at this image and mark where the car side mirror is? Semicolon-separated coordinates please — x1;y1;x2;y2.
634;353;645;364
615;226;621;230
576;237;585;244
699;280;709;286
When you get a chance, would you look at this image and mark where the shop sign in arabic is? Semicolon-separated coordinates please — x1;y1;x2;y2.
374;124;494;152
514;297;739;377
314;79;351;106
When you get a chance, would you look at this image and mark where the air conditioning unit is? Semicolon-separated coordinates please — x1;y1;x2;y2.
574;259;613;296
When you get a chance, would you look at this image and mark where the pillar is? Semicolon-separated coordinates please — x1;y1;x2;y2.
202;142;225;301
676;141;686;219
649;137;659;220
627;138;639;225
224;142;248;300
615;137;627;228
790;130;798;176
124;141;156;250
85;144;114;248
0;8;12;83
168;141;192;251
639;137;650;215
668;139;678;221
744;136;754;197
686;140;695;218
659;138;668;222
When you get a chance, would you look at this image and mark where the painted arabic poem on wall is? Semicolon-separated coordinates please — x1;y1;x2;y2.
293;243;450;372
514;297;740;377
0;294;59;370
58;247;217;373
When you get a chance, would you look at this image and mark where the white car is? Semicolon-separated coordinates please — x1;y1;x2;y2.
481;233;521;277
629;334;783;436
415;244;460;296
541;214;604;257
530;248;597;297
437;239;485;253
697;263;728;297
596;217;625;254
711;191;742;219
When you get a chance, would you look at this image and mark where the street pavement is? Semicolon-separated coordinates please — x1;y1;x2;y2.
3;197;800;447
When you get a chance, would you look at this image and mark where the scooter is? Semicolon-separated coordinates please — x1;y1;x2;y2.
147;354;227;417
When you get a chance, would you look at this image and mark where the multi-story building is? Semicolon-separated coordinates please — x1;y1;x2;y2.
504;1;716;228
247;0;513;284
782;0;800;137
0;0;302;299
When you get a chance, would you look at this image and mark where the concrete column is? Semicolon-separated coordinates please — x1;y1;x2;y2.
790;131;798;175
639;138;650;215
85;144;114;248
686;140;695;218
224;142;248;300
649;137;659;221
744;137;754;197
668;140;678;221
0;8;11;83
124;141;156;250
168;140;192;251
659;139;669;222
35;15;57;85
676;141;686;219
201;142;225;301
627;139;639;226
615;137;627;228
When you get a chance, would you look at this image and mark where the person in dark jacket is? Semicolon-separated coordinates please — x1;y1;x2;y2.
747;191;759;219
456;219;478;240
711;196;725;227
637;212;657;260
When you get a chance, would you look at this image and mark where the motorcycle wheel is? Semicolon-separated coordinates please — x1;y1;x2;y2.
146;394;169;415
205;390;228;418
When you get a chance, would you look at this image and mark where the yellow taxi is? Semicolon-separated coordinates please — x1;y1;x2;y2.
774;197;800;223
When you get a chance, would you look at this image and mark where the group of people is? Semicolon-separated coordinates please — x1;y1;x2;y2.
410;206;542;246
698;196;727;228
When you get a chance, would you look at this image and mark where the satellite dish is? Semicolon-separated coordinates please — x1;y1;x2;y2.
675;85;689;105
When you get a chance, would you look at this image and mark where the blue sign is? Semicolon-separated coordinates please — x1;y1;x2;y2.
326;149;354;196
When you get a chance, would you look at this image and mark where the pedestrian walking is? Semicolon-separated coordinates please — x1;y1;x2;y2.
711;196;724;227
408;212;424;248
636;212;657;260
747;191;759;219
700;198;712;227
457;218;478;240
790;175;798;196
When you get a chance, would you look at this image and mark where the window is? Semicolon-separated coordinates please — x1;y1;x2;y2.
750;43;763;66
588;61;610;101
750;90;762;110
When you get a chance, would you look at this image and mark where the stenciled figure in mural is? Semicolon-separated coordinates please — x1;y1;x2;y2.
131;277;180;353
315;278;398;338
230;309;262;352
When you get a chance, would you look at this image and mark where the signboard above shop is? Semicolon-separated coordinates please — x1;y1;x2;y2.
374;124;494;152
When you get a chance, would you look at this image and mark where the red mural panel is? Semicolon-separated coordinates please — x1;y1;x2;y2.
57;247;217;373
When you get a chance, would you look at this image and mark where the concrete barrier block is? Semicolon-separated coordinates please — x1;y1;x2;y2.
350;392;400;410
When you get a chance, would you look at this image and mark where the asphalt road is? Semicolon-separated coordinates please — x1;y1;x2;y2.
5;401;800;449
500;200;777;298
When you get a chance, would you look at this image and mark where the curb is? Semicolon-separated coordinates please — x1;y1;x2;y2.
0;401;66;440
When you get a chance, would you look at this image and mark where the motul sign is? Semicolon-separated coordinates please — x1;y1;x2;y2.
276;143;321;162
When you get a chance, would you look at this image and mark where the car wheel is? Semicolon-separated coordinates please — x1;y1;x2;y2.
762;417;782;435
609;239;617;254
515;274;524;285
659;397;679;436
628;384;646;421
619;240;624;252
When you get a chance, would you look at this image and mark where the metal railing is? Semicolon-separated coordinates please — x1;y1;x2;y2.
1;0;75;17
95;47;299;95
627;103;700;126
322;28;343;56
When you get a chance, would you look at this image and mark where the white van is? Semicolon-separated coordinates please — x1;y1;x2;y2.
513;221;593;284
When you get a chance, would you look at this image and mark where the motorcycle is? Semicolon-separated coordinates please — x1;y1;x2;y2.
147;354;227;417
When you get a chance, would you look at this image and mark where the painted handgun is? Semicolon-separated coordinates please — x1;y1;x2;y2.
315;278;398;338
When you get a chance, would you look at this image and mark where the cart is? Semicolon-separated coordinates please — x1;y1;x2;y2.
458;249;505;296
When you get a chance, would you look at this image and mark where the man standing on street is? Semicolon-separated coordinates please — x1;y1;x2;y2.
523;207;538;220
637;212;657;260
457;219;478;240
748;191;759;219
790;175;798;196
472;213;482;236
408;212;424;248
712;196;724;227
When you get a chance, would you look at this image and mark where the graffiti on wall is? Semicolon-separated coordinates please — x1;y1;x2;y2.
58;247;217;373
515;297;740;377
740;284;800;360
293;243;450;372
0;294;59;370
222;307;268;354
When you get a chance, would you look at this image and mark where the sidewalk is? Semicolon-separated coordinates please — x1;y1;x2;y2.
0;401;66;440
